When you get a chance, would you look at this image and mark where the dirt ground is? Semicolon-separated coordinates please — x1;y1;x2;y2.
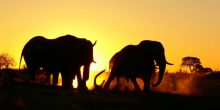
1;81;220;110
1;70;220;110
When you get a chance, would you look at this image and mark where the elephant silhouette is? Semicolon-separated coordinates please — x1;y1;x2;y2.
19;35;96;90
104;40;173;92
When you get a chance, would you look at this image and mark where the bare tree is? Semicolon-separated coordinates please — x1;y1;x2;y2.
0;53;15;69
181;56;201;73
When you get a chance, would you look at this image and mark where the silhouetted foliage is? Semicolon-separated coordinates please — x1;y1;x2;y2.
181;56;212;74
194;64;213;74
181;56;201;73
0;53;15;69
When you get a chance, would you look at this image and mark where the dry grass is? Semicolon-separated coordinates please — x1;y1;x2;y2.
154;72;220;95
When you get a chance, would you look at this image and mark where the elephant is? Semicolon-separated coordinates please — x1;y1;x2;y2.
19;35;96;90
104;40;173;92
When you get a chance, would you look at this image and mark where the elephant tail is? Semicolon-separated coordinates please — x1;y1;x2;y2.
18;49;24;72
93;69;106;89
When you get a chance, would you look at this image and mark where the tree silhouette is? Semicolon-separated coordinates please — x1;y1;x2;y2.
0;53;15;69
194;64;213;74
181;56;212;74
181;56;201;73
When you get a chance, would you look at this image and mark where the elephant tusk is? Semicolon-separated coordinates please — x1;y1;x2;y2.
93;40;97;46
166;61;173;65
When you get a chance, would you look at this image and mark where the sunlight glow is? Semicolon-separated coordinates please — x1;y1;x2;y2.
57;73;62;86
49;73;62;86
51;65;107;89
90;63;99;71
86;70;109;90
72;75;78;88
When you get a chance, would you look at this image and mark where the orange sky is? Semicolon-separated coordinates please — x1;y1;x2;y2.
0;0;220;72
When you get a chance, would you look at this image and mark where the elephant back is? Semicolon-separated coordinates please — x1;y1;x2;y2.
54;35;94;66
138;40;164;51
22;36;50;61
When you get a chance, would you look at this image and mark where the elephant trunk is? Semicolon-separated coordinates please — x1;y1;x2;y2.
152;54;167;87
83;63;90;81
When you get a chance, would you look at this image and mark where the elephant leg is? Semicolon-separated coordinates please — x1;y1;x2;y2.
104;75;114;90
62;73;73;87
143;80;151;92
28;67;37;81
61;74;67;86
142;74;152;92
52;72;59;86
77;73;87;90
130;77;141;92
45;72;51;84
45;74;49;82
45;74;50;84
114;77;121;91
115;77;122;90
